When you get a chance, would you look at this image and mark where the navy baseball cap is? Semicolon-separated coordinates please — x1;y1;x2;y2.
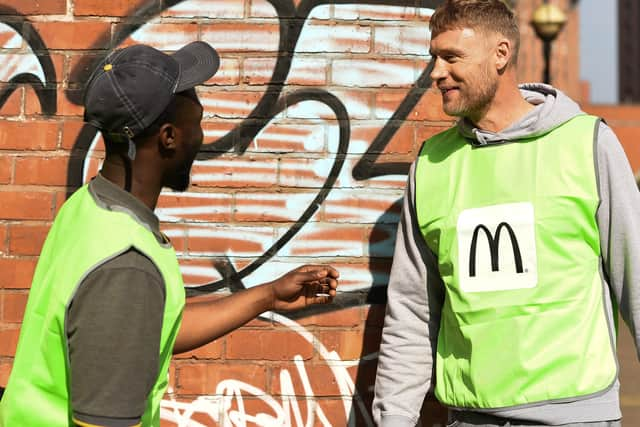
83;41;219;141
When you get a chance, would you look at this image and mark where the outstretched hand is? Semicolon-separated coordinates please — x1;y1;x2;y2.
269;265;339;312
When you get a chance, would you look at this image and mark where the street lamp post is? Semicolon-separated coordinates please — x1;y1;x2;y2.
531;3;568;84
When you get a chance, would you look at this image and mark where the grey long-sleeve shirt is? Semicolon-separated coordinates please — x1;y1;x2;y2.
372;84;640;426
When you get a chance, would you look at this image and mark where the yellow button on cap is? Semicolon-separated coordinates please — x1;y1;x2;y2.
103;64;113;71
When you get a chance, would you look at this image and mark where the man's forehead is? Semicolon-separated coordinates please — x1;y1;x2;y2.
429;26;496;51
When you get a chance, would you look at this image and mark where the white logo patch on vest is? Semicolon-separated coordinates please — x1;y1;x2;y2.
457;202;538;292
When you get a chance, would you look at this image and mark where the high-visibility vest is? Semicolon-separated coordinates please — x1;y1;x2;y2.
415;114;616;409
0;185;185;426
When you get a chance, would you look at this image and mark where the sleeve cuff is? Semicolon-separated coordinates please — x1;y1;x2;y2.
379;414;417;427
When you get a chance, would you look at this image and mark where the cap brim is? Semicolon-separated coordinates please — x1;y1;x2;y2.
172;41;220;93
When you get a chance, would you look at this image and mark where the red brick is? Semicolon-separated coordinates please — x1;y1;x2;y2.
284;226;364;256
287;89;373;120
315;398;352;426
416;124;455;144
234;192;314;222
349;123;415;154
242;57;279;85
270;362;344;396
197;90;264;119
27;88;83;117
67;53;103;86
297;24;371;54
0;119;58;150
61;119;95;150
161;1;243;18
0;359;12;386
316;329;365;360
187;227;271;255
584;105;640;124
0;0;66;14
609;126;640;173
176;362;267;395
14;156;69;186
174;338;223;360
117;23;199;51
0;191;55;220
373;25;430;56
30;21;111;50
334;5;419;20
297;306;363;328
0;155;12;184
2;291;29;323
48;53;66;84
0;87;21;116
0;327;20;356
0;257;37;289
191;157;278;189
49;88;84;117
74;0;155;17
53;190;70;216
0;224;7;255
219;397;290;425
201;23;280;53
157;193;233;224
205;57;240;86
158;396;218;426
323;191;402;224
8;223;50;256
288;57;328;86
376;88;456;122
332;58;419;88
226;329;313;361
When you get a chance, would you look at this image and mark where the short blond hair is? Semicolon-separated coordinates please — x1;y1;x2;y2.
429;0;520;65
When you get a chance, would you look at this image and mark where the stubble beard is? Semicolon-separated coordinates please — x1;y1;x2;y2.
165;160;194;192
444;64;498;119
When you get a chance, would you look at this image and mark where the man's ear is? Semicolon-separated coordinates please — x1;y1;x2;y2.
495;38;512;72
158;123;177;151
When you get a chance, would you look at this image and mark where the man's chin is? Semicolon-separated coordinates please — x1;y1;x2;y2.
443;106;464;117
165;177;191;192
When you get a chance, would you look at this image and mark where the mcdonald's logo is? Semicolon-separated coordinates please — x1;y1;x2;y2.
468;222;524;277
457;202;537;292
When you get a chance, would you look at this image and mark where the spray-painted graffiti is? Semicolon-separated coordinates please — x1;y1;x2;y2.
1;0;448;425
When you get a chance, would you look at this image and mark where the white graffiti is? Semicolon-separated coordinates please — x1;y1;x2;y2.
161;313;377;426
0;22;46;83
3;1;435;425
80;1;435;292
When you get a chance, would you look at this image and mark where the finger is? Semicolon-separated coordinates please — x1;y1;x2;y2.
296;265;340;279
315;276;338;290
309;293;334;304
314;281;338;298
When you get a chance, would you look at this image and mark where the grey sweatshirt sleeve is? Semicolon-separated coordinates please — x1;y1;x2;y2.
372;162;445;427
596;122;640;356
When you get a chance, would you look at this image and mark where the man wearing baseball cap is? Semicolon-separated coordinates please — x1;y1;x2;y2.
0;41;339;427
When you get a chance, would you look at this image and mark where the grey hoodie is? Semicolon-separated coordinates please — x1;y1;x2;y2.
372;83;640;426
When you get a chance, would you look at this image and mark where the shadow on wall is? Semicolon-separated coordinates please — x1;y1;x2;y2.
347;202;449;426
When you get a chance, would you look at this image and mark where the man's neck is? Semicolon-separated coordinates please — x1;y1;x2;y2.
471;82;534;133
100;156;162;211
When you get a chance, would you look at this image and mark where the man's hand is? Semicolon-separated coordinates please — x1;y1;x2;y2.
269;265;339;311
174;264;339;354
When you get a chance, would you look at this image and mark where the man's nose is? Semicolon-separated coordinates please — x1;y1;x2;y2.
429;57;446;81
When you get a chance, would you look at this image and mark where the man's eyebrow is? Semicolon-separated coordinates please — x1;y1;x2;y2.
429;47;465;57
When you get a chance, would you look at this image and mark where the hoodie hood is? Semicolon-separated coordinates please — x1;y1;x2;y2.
458;83;585;146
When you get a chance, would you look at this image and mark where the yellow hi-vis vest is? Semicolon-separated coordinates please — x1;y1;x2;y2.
0;184;185;426
415;115;617;409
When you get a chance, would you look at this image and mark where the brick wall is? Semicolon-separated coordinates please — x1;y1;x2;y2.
0;1;637;426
